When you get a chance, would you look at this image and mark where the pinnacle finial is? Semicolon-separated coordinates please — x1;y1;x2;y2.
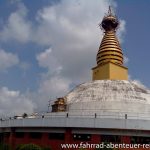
108;6;112;16
100;6;119;31
93;6;128;81
97;7;123;65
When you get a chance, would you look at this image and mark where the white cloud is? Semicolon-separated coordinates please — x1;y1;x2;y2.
124;55;129;65
132;79;148;89
0;0;127;112
35;0;107;46
34;0;110;83
0;3;31;43
39;76;71;99
35;47;71;110
117;19;126;43
0;49;19;71
29;75;71;111
33;0;126;111
34;0;126;83
36;47;62;74
0;87;35;116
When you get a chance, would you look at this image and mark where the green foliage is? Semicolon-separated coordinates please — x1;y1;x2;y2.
0;143;11;150
15;144;24;150
18;143;42;150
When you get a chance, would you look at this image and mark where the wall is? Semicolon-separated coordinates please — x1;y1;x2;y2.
92;62;128;80
1;128;149;150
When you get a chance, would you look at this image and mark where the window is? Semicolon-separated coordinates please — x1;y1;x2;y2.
73;134;91;141
4;132;10;139
29;132;42;139
131;136;150;144
101;135;121;143
15;132;24;138
48;133;64;140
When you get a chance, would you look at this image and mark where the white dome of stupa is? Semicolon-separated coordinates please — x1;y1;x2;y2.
66;80;150;118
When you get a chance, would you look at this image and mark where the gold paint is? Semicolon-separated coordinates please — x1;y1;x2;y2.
92;8;128;80
97;31;123;65
92;62;128;80
52;98;66;112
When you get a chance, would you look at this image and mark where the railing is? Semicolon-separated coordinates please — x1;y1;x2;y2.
1;110;150;121
0;111;150;130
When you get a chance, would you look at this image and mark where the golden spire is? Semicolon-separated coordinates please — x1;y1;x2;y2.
97;6;123;66
92;7;128;81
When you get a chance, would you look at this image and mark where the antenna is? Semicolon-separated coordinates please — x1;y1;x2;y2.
108;6;112;15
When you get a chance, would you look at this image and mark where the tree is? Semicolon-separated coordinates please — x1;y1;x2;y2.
18;143;42;150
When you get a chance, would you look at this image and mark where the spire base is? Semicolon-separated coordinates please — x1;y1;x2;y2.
92;62;128;80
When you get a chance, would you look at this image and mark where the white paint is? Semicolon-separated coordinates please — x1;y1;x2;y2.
66;80;150;117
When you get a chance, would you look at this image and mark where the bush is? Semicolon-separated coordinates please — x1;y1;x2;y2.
15;144;24;150
18;143;42;150
0;143;11;150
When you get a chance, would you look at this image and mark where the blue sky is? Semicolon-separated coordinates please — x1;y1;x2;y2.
117;0;150;86
0;0;150;115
